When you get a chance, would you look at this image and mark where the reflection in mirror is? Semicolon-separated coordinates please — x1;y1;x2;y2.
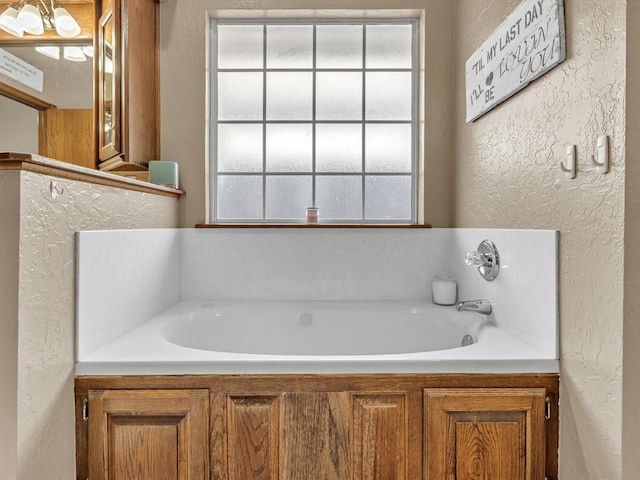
102;13;112;147
98;6;119;162
0;42;94;168
0;93;38;152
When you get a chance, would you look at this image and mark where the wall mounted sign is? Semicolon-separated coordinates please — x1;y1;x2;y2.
0;47;44;93
465;0;566;123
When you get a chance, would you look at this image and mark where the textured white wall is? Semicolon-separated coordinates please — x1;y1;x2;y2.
159;0;454;227
454;0;625;477
5;170;180;479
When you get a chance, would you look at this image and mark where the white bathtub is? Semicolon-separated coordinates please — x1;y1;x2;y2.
76;300;558;375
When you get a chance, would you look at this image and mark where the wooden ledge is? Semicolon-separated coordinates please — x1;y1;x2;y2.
195;223;432;229
0;152;185;198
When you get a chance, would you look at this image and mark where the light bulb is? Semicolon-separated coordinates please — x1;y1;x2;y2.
0;6;24;37
35;45;60;59
17;3;44;35
54;7;80;38
63;46;86;62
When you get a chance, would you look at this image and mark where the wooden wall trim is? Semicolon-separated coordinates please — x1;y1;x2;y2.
0;152;184;198
0;82;56;111
74;373;559;393
195;224;432;229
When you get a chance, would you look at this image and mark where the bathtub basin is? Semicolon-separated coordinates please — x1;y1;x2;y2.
162;303;481;356
76;300;558;375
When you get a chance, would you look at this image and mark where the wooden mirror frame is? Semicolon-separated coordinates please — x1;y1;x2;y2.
97;3;121;162
0;81;55;110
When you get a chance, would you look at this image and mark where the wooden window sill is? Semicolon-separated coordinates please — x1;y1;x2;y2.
195;223;431;229
0;152;185;198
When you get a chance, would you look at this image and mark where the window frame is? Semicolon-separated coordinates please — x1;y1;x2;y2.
209;18;420;224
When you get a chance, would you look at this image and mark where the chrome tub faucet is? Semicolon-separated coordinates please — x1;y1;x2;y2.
456;299;492;315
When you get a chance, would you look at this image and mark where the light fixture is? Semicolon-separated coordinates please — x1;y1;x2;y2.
63;45;85;62
53;5;79;38
0;5;24;37
0;0;81;39
35;45;60;59
17;1;43;35
82;45;93;58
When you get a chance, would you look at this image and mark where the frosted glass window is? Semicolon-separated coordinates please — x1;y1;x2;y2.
211;19;418;223
316;25;363;69
267;25;313;68
217;124;263;172
266;124;313;172
365;72;412;120
217;72;263;120
366;25;412;69
217;25;264;69
217;176;263;220
267;72;313;120
316;72;362;121
316;176;362;220
266;176;312;219
365;176;412;220
316;124;362;172
365;124;412;172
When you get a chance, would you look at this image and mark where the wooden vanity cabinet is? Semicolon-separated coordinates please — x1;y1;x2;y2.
75;374;558;480
96;0;159;169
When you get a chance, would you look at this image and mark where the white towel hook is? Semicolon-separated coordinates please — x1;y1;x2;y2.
591;135;609;174
561;145;576;179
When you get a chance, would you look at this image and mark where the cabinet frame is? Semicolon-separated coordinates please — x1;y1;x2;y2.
75;373;558;480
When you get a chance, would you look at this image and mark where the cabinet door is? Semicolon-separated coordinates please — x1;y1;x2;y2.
424;388;546;480
88;389;209;480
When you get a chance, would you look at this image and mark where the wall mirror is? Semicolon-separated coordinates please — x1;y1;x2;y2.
0;43;94;168
0;0;95;168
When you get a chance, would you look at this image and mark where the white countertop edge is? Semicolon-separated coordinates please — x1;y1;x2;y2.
76;359;559;376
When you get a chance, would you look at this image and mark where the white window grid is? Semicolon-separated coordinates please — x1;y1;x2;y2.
210;19;419;223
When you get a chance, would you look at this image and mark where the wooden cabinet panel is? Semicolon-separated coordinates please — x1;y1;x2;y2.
227;395;280;480
88;389;209;480
110;417;180;479
280;392;351;480
210;394;280;480
38;109;94;169
424;388;546;480
352;394;408;480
